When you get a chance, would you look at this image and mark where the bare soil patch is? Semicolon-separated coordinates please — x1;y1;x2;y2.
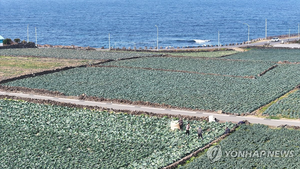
0;55;103;81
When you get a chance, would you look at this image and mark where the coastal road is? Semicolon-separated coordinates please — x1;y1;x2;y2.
96;36;300;51
198;36;300;49
1;91;300;127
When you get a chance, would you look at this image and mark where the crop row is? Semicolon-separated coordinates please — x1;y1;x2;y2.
3;64;300;114
0;48;156;60
179;124;300;169
224;48;300;62
102;57;275;77
0;99;233;168
263;90;300;119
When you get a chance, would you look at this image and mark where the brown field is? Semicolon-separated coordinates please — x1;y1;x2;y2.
0;55;95;80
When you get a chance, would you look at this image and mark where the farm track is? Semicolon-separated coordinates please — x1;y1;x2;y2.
0;90;299;127
1;78;300;120
0;94;208;121
0;84;218;114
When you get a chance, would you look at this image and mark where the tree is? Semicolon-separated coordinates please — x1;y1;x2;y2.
3;38;12;45
14;38;21;43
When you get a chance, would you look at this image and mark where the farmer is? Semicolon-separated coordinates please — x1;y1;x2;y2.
186;123;190;136
224;127;230;134
238;121;245;125
178;119;183;130
197;126;203;140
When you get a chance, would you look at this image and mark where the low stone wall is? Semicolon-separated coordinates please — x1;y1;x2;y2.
258;65;278;77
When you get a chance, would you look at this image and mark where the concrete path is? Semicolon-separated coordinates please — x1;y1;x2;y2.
1;91;299;127
273;43;300;48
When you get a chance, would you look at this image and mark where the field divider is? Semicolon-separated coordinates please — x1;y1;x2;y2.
257;64;278;77
165;54;278;63
252;86;300;117
94;65;256;79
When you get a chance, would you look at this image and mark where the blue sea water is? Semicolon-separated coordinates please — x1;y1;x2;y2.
0;0;299;48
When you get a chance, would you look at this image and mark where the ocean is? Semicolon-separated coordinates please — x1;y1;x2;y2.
0;0;299;48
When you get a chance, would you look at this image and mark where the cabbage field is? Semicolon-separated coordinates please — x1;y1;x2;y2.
179;124;300;169
0;99;234;168
224;48;300;62
0;48;156;60
263;90;300;119
102;57;275;77
3;64;300;114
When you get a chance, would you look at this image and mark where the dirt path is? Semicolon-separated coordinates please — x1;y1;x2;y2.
0;91;299;127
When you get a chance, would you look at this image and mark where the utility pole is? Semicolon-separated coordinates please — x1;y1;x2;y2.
35;27;37;47
27;25;29;43
218;31;220;50
109;33;111;50
243;23;250;45
298;23;299;40
265;19;267;39
155;25;158;51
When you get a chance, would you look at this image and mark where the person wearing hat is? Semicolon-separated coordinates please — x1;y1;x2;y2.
197;126;203;140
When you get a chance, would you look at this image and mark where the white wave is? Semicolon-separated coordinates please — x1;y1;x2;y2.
194;39;210;44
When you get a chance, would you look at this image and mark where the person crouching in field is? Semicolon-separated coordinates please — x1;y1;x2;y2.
224;127;230;134
178;119;183;130
197;127;203;140
186;123;190;136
